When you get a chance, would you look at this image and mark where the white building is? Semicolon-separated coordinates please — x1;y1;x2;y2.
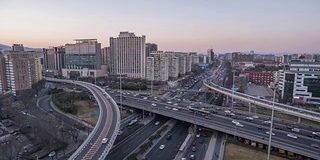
146;51;169;81
279;59;320;104
109;32;146;79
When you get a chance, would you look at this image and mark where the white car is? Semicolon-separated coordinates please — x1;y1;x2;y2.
291;128;300;133
196;134;201;137
151;103;157;106
102;138;108;144
252;115;259;119
155;121;160;125
266;131;275;136
167;101;172;104
224;110;231;113
245;117;254;121
232;120;239;124
236;123;244;127
287;134;297;139
172;108;178;111
173;103;178;106
159;145;165;150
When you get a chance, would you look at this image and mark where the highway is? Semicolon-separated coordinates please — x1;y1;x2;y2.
184;130;212;160
109;92;320;159
145;121;190;160
106;117;169;160
203;77;320;122
44;78;120;160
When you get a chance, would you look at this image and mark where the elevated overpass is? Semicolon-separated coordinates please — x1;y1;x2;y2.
203;79;320;122
110;94;320;159
45;78;120;160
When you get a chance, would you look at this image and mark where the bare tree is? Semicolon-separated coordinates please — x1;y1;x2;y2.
20;89;36;113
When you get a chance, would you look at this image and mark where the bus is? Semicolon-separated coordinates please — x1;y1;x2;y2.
188;107;210;116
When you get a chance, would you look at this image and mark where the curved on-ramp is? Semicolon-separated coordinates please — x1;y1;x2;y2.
45;78;120;160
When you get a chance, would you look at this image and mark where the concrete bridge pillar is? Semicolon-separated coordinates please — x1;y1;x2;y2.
298;117;301;123
248;102;252;113
226;96;229;103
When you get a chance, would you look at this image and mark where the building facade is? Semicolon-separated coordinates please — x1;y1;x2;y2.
43;46;65;75
244;71;274;85
62;39;104;79
11;44;24;51
146;51;169;81
0;51;42;95
109;32;146;79
279;59;320;104
145;43;158;57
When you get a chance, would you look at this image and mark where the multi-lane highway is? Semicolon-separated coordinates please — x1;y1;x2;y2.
45;78;120;160
203;67;320;122
109;91;320;159
145;121;190;160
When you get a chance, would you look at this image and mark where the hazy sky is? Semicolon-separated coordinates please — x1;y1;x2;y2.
1;0;320;53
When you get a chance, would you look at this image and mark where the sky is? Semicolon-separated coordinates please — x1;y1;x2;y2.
0;0;320;53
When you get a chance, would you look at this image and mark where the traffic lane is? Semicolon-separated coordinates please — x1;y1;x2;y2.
212;132;223;160
106;117;169;160
146;122;190;160
120;95;317;138
93;95;119;159
184;131;212;160
77;87;108;159
129;104;320;154
116;95;320;152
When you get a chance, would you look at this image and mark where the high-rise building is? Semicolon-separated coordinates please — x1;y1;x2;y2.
278;59;320;104
145;43;158;57
109;32;146;78
101;47;111;73
0;51;42;95
146;51;169;81
11;44;24;51
62;39;105;79
207;49;214;62
43;46;65;75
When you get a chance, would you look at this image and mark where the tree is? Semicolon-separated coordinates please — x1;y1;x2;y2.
20;89;36;113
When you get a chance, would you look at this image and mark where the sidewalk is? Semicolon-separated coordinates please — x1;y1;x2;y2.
218;134;227;160
204;131;217;160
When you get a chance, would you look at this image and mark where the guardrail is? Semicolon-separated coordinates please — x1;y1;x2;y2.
45;79;107;160
203;80;320;122
116;100;320;159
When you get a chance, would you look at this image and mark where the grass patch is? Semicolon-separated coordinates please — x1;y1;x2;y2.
224;143;288;160
301;119;320;129
73;100;99;125
121;112;131;120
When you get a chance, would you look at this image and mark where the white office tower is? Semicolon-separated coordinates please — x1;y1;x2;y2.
110;32;146;79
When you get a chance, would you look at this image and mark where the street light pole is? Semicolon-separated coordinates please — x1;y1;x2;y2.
120;73;123;115
267;88;276;160
232;70;236;108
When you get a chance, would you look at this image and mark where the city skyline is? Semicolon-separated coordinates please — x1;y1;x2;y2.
1;0;320;53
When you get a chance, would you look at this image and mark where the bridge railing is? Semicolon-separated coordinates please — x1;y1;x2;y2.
203;79;320;122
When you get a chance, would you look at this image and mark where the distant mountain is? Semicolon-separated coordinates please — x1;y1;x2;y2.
0;44;11;51
0;44;42;52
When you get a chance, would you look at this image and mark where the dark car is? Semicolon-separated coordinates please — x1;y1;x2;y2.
166;135;172;140
199;139;204;144
192;146;197;152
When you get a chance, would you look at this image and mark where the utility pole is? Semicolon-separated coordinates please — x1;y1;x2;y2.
267;88;276;160
231;70;236;108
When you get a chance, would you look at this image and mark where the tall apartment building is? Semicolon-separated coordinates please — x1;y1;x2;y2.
62;39;105;79
190;53;199;65
0;51;42;95
43;46;65;75
11;44;24;51
101;47;111;73
207;49;214;62
146;51;169;81
109;32;146;78
145;43;158;57
165;52;179;79
225;52;254;63
278;59;320;104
